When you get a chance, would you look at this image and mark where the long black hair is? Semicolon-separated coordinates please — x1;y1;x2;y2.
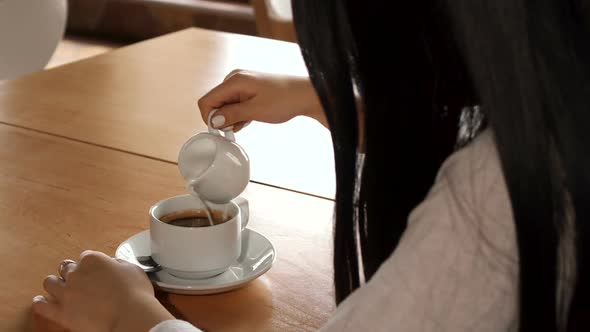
293;1;590;331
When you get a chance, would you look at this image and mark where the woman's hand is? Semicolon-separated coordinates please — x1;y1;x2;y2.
198;70;327;131
33;250;174;332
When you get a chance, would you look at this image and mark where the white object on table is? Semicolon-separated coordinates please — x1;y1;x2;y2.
115;228;276;295
0;0;67;80
266;0;292;22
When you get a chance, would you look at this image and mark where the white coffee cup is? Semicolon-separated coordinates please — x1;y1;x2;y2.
178;110;250;204
149;194;249;279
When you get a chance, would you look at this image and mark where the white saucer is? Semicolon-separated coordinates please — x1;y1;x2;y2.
115;229;276;295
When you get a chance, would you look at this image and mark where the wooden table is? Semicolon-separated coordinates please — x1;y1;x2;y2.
0;28;335;199
0;123;335;331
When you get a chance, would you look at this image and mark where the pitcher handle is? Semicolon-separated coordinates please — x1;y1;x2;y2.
207;109;235;142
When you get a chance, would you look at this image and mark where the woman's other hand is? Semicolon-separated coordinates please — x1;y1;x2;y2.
33;250;174;332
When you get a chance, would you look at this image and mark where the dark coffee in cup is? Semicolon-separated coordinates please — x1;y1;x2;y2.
160;209;230;227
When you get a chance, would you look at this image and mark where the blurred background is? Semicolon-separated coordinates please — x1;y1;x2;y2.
50;0;295;68
5;0;295;75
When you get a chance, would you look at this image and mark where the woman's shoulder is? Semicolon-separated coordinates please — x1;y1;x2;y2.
319;129;520;332
393;128;519;329
434;129;510;220
436;129;501;189
415;128;518;279
429;128;515;252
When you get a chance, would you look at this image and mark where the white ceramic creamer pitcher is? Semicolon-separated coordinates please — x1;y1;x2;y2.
177;110;250;204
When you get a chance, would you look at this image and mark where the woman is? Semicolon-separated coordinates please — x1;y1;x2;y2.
33;1;590;331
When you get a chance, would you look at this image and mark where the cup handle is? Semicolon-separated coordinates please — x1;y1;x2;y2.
233;196;249;230
208;109;236;142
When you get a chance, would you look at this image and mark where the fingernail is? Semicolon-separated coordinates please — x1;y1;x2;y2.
33;295;47;303
211;115;226;128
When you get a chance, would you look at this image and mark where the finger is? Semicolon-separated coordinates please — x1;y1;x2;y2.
80;249;98;259
224;69;246;81
58;259;77;280
114;257;141;270
114;257;127;264
232;122;246;132
79;250;114;270
32;295;63;326
33;295;48;304
43;275;65;300
80;250;111;261
231;121;252;133
212;101;257;129
34;294;60;305
197;75;255;124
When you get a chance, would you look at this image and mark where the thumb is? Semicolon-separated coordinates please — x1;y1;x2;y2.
32;296;63;326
